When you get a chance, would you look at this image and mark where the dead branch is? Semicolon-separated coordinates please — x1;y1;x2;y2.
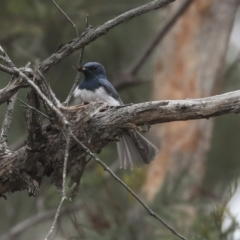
50;0;79;37
37;0;175;73
0;91;17;152
1;89;240;195
64;14;90;106
44;134;70;240
0;0;174;106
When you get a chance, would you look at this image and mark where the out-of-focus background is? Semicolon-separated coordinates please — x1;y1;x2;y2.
0;0;240;239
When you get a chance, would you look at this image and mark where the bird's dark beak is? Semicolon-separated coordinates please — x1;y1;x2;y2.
73;66;87;73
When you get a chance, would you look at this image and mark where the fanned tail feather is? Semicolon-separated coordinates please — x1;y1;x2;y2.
117;132;158;169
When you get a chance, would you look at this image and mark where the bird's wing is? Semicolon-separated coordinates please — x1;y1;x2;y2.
98;78;123;105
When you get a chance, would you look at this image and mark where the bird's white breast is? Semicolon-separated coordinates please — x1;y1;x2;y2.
74;87;120;106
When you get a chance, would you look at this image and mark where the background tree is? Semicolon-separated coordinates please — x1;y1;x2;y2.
0;0;240;240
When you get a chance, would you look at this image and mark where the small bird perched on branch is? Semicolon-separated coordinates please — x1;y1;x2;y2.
74;62;157;169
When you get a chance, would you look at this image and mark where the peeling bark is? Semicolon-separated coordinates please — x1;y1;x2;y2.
1;89;240;196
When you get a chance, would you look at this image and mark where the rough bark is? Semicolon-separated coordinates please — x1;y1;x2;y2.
143;0;240;201
1;90;240;195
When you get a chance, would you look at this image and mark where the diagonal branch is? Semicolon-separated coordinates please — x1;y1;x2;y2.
63;15;90;106
1;89;240;195
44;134;70;240
0;0;175;106
1;89;240;193
37;0;175;73
1;202;82;240
71;133;187;240
17;98;52;120
50;0;79;37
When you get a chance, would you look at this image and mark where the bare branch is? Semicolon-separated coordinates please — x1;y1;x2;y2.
44;134;70;240
2;44;186;239
0;77;28;105
35;69;62;108
0;63;14;74
0;1;175;106
13;68;68;126
0;50;16;69
17;98;52;120
70;133;187;240
37;0;175;73
63;14;90;106
2;89;240;194
51;0;79;37
78;14;89;66
1;202;82;240
2;90;240;194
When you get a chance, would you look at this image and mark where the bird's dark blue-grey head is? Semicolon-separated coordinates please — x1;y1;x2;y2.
78;62;106;79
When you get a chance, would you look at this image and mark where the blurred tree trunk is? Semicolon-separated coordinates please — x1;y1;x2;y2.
143;0;240;201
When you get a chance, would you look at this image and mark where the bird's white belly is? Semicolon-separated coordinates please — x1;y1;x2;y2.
74;87;120;106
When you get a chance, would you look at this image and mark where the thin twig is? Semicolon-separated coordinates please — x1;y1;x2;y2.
78;14;89;66
17;98;52;120
70;134;187;240
0;61;31;151
50;0;79;37
63;73;81;106
0;50;16;69
38;0;175;73
0;47;73;239
0;46;186;240
63;14;89;106
35;68;62;108
0;0;176;106
1;203;82;240
44;134;70;240
127;0;193;75
14;68;69;126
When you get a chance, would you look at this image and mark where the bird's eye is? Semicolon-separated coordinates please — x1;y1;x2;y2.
92;66;97;70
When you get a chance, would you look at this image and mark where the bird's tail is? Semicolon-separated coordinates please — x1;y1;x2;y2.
116;132;158;169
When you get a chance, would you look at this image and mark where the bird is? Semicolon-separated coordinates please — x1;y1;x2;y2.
73;62;158;169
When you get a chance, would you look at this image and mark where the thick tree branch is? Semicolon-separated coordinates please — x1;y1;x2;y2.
0;0;174;106
37;0;175;73
101;90;240;126
1;89;240;195
0;91;17;152
0;77;27;105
